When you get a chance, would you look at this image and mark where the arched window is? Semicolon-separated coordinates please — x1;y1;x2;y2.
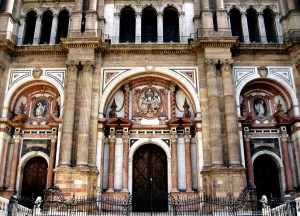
246;8;260;42
24;11;37;45
119;7;136;43
142;7;157;42
56;10;70;44
229;8;243;42
163;7;179;42
40;11;53;44
263;9;277;43
0;0;6;12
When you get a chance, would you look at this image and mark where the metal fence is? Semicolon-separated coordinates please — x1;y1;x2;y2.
4;185;300;216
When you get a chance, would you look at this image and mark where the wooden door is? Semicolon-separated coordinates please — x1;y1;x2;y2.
21;157;48;198
132;144;168;212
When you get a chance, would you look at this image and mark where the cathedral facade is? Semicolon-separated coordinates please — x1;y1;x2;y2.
0;0;300;200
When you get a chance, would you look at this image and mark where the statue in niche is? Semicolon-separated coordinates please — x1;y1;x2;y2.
254;98;267;117
34;100;47;118
275;100;284;113
109;98;118;118
18;102;26;115
183;98;191;118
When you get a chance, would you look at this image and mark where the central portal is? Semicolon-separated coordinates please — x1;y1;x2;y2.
132;144;168;212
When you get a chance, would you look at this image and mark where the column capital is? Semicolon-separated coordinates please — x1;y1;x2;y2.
81;60;95;73
169;85;176;92
13;134;22;143
280;134;288;142
135;12;141;17
66;60;80;72
184;135;191;142
114;12;121;17
122;135;130;142
124;85;131;93
244;134;251;141
204;59;218;70
220;59;234;66
109;135;116;142
51;135;57;142
170;135;178;142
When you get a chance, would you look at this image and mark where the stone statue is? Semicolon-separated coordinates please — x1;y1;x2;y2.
35;101;46;118
109;98;118;118
254;99;265;117
183;98;191;118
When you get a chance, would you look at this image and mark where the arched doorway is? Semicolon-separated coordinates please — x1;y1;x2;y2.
132;144;168;212
21;157;48;198
253;155;281;199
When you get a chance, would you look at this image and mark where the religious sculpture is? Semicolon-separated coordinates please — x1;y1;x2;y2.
183;98;191;118
109;98;118;118
35;100;47;118
138;88;162;118
254;99;266;117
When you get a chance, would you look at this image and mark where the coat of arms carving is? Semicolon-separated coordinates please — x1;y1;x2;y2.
138;87;162;118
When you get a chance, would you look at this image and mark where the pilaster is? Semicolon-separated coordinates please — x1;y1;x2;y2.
8;131;21;191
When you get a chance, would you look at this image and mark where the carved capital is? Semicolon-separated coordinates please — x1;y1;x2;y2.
51;135;57;143
204;59;217;71
66;60;79;72
122;135;130;143
280;134;288;142
124;85;131;93
220;59;234;72
13;135;22;143
244;134;251;141
108;135;116;142
81;60;95;74
184;135;191;142
170;135;178;143
169;85;175;93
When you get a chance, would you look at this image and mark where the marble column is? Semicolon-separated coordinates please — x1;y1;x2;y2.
17;16;25;45
114;13;120;43
122;133;129;192
171;133;178;192
243;133;254;186
179;12;185;42
205;59;223;167
8;133;21;190
279;0;287;16
287;0;296;11
184;133;193;191
124;86;130;117
135;12;141;43
258;13;267;43
47;135;57;187
58;60;79;167
241;12;250;43
5;0;15;14
76;61;95;167
157;12;163;42
33;14;42;45
49;14;58;45
107;131;116;192
275;14;283;43
170;86;176;118
221;60;241;167
280;132;294;191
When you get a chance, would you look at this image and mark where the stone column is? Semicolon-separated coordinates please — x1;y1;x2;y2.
76;61;95;167
205;59;223;167
114;13;120;43
280;130;294;191
243;133;254;186
257;13;267;43
179;12;185;42
170;133;178;192
170;86;176;118
107;130;116;192
279;0;287;16
221;60;241;167
47;135;57;187
287;0;296;11
184;132;193;191
241;12;250;43
135;12;141;43
8;132;21;190
17;16;25;45
49;14;58;45
58;60;79;167
33;14;42;45
157;12;163;42
5;0;15;14
275;14;283;43
122;133;129;192
200;0;213;32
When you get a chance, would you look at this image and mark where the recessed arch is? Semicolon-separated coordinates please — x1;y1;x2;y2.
163;7;179;42
40;10;53;44
119;7;135;43
24;11;37;45
263;8;277;43
56;9;70;44
141;7;157;42
246;8;260;42
99;68;200;118
229;8;243;42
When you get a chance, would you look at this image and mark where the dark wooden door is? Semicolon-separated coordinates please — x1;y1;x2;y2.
132;144;168;212
21;157;48;198
254;155;281;199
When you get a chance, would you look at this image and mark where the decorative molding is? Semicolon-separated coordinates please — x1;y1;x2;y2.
8;70;31;90
233;67;256;87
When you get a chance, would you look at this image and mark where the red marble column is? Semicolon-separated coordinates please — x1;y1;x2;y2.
171;133;178;192
124;86;130;118
281;133;294;191
122;133;129;192
107;130;116;192
8;132;21;190
170;86;176;118
243;133;254;186
47;135;57;187
184;131;193;192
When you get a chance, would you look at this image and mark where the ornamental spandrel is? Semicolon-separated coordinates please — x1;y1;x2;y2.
138;87;162;119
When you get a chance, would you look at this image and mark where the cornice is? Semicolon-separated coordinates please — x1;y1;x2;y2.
15;45;68;56
234;43;287;54
190;36;239;52
104;43;191;54
61;37;108;51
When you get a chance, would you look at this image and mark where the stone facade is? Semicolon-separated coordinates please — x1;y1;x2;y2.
0;0;299;200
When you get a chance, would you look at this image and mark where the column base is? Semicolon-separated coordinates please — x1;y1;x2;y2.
55;166;98;198
201;167;246;197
